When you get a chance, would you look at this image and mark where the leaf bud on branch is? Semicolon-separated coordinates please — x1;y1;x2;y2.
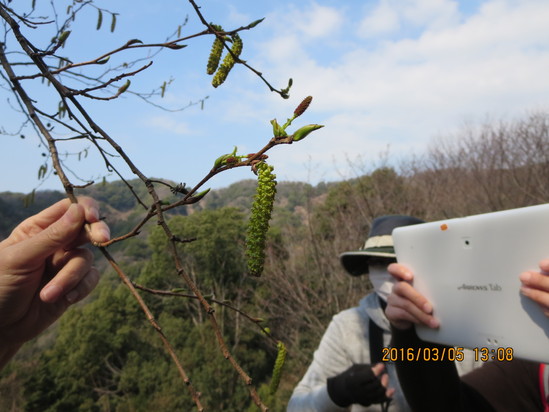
292;124;324;142
212;146;245;170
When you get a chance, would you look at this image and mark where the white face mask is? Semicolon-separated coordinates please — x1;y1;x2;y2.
368;264;395;302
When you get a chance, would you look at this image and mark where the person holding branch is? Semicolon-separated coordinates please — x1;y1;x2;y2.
0;197;110;370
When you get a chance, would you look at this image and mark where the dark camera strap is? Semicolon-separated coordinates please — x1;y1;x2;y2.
368;297;386;364
369;297;391;412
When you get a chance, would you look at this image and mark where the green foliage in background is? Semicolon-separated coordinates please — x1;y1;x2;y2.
3;111;549;411
18;206;280;411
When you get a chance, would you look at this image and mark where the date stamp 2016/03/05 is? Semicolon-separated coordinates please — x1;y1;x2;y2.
382;347;514;362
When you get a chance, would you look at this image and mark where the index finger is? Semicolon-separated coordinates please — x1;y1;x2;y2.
392;281;434;315
538;259;549;275
2;197;109;252
385;276;440;330
5;197;100;240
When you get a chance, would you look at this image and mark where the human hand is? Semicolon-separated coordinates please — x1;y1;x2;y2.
385;263;439;330
327;363;395;407
0;197;110;353
520;259;549;316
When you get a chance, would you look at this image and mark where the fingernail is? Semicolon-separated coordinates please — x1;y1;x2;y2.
41;284;62;302
89;206;100;222
519;272;531;283
65;290;79;304
423;302;433;313
427;318;440;329
96;227;110;243
429;318;440;328
63;204;80;224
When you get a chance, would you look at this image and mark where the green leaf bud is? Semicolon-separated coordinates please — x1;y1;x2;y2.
247;18;265;29
192;188;210;201
96;56;110;65
117;79;131;94
126;39;143;46
213;146;238;169
96;9;103;30
110;13;117;33
166;43;187;50
270;119;287;137
292;124;324;142
57;30;71;46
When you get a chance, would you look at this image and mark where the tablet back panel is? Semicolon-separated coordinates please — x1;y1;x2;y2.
393;204;549;363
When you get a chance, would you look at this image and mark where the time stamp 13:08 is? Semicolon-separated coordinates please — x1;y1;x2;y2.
382;346;514;362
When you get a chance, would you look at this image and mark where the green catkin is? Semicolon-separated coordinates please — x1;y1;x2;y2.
230;33;243;58
269;341;287;394
212;33;243;88
206;25;224;75
212;61;231;88
246;162;276;277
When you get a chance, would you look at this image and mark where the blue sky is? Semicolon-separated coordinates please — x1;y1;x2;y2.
1;0;549;194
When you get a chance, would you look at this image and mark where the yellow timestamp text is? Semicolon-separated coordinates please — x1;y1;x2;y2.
473;347;514;362
382;346;465;362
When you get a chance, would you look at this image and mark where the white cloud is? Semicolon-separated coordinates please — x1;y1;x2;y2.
358;0;460;39
247;0;549;185
358;1;401;38
264;2;343;41
7;0;549;193
301;3;344;38
226;4;252;26
259;33;303;62
400;0;460;29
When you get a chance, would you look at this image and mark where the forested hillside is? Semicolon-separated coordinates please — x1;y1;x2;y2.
1;112;549;410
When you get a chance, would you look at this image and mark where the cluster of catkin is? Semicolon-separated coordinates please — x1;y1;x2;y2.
246;162;277;277
206;25;243;88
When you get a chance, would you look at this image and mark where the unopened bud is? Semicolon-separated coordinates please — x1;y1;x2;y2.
292;124;324;142
294;96;313;118
270;119;287;137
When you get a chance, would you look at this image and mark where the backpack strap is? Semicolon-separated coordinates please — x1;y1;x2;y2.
539;363;549;412
369;297;391;412
368;297;386;364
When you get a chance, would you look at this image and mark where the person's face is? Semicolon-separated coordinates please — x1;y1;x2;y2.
368;257;397;301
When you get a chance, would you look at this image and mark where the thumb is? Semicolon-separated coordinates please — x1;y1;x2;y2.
16;204;85;263
371;362;386;377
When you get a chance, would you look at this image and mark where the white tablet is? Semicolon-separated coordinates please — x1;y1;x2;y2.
393;204;549;363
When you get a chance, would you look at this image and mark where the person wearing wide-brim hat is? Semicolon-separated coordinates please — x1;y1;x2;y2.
288;215;480;412
340;215;424;301
340;215;423;272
